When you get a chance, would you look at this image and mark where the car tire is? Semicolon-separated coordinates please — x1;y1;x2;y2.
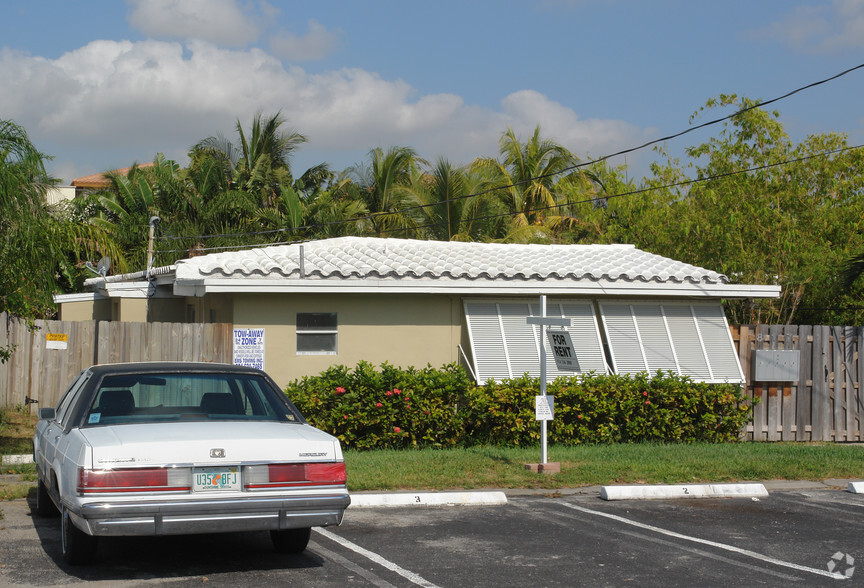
35;477;59;517
61;505;97;565
270;527;311;554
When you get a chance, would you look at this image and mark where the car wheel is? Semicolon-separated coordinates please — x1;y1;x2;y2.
61;506;97;565
35;477;59;517
270;527;311;554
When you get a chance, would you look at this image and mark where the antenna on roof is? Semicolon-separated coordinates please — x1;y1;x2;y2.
85;256;111;278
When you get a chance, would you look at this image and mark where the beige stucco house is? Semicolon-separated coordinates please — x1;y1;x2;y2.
54;237;780;388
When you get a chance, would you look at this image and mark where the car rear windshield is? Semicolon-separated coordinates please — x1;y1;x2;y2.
83;372;299;426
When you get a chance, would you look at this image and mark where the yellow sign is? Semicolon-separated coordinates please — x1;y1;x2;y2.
46;333;68;350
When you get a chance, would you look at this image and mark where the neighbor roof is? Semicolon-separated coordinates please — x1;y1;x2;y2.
161;237;779;298
71;162;155;189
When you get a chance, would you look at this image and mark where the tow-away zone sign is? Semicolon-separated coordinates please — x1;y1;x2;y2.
546;330;579;371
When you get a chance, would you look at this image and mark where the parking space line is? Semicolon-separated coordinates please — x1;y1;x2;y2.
309;541;399;588
559;502;847;580
314;528;442;588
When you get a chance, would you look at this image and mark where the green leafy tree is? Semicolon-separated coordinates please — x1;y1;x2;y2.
615;95;864;324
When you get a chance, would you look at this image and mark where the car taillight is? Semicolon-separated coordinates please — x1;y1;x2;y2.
243;462;347;489
78;467;191;493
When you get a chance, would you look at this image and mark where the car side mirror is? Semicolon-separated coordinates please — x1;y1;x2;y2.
38;407;56;420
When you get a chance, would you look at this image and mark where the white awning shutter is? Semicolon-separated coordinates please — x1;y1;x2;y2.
598;301;744;383
464;299;607;383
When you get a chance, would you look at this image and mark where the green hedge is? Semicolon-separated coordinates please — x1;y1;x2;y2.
284;362;754;450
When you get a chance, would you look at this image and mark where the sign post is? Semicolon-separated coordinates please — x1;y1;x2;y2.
526;296;571;469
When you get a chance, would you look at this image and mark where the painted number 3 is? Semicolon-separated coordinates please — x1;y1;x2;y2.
415;495;421;503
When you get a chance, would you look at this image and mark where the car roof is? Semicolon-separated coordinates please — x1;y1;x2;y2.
86;362;263;377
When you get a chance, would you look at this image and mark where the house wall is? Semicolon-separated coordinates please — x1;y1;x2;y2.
232;292;464;386
58;299;111;321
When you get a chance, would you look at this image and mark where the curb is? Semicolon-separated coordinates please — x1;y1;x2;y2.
848;482;864;494
600;483;769;501
349;491;508;508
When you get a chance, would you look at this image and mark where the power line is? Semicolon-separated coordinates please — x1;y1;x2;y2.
159;62;864;245
156;143;864;256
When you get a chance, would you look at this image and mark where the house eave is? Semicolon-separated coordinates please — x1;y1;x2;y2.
172;277;781;299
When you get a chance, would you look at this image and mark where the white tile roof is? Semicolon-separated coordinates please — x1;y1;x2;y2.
175;237;727;284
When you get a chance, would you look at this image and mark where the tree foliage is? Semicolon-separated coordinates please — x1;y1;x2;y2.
8;97;864;326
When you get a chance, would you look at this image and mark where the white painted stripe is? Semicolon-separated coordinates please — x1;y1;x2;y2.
314;527;442;588
560;502;847;580
600;483;768;501
848;482;864;494
349;491;507;508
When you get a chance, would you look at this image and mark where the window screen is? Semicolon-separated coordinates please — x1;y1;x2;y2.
463;299;608;383
296;312;337;354
598;301;743;383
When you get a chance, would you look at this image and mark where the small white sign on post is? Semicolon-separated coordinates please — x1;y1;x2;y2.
233;328;265;370
535;395;555;421
546;330;579;372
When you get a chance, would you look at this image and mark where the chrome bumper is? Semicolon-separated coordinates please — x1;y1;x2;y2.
71;491;351;536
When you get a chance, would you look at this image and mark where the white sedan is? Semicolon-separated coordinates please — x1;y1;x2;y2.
33;362;350;565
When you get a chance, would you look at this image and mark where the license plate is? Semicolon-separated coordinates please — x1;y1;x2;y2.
193;467;241;492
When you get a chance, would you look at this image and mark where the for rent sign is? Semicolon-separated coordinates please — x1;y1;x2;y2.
546;330;579;371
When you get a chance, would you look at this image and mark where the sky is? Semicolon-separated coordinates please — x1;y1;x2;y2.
2;0;864;184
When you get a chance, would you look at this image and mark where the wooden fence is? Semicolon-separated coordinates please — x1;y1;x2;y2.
2;313;863;442
0;313;233;410
733;325;863;442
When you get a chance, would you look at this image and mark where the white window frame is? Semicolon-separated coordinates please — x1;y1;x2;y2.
598;300;744;384
296;312;338;356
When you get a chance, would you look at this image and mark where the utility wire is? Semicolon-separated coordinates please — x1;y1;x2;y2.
160;62;864;245
156;144;864;255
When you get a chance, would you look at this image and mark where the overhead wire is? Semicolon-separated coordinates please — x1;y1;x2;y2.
156;143;864;255
155;62;864;252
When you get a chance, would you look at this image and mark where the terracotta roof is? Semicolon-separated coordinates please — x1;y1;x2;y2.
71;162;155;189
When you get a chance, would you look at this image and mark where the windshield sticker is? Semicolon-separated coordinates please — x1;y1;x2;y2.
88;413;101;424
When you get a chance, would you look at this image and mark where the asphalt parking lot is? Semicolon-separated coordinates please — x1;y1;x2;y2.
1;487;862;587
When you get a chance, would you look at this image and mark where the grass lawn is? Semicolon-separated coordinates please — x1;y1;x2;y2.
2;407;862;497
343;443;864;491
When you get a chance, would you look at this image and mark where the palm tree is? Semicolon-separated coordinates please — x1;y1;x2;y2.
346;146;424;236
194;112;308;207
472;126;583;241
407;158;495;241
0;119;120;320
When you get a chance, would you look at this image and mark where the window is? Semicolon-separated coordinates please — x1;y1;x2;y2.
463;299;608;383
84;372;299;426
296;312;337;355
598;301;744;383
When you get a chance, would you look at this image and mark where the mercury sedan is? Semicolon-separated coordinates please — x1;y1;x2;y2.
33;362;350;565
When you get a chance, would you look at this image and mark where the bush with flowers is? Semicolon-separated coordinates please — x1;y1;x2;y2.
285;363;753;450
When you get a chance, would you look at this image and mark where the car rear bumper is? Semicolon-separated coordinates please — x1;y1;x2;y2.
70;491;350;536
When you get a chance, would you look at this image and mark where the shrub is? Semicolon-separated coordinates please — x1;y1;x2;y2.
285;364;754;450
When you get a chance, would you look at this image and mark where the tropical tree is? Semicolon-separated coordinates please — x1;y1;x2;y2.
406;158;497;241
346;146;424;236
619;95;864;324
194;112;308;207
0;119;121;326
472;126;584;242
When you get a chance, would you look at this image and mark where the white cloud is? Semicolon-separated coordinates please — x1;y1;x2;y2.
269;20;341;62
751;0;864;53
0;38;647;181
126;0;261;46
